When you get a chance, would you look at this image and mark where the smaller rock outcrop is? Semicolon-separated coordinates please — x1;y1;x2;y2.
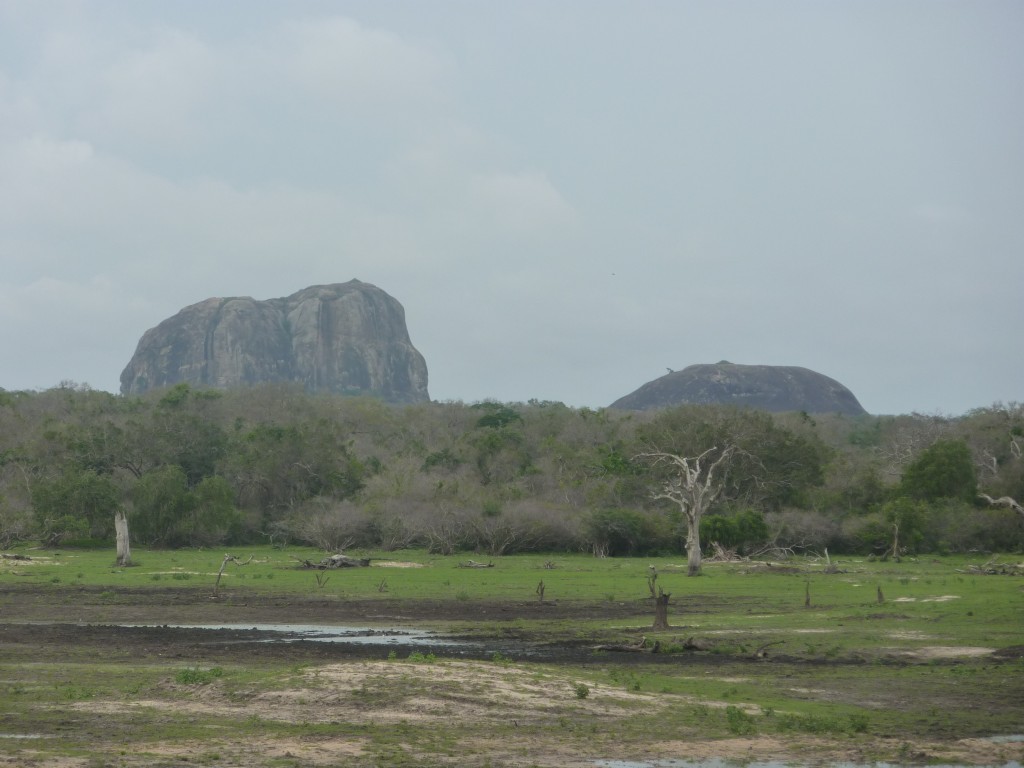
610;362;866;415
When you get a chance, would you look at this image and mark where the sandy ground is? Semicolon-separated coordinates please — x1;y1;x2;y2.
1;583;1022;767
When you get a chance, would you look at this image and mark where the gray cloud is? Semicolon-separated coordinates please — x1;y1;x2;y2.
1;1;1021;415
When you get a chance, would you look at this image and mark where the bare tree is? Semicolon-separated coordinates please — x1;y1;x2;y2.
875;413;952;480
638;446;736;576
977;493;1024;520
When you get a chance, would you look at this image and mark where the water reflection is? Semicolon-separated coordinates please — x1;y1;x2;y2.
132;622;461;646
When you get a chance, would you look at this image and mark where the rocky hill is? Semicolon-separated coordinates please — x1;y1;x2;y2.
610;362;867;415
120;281;429;403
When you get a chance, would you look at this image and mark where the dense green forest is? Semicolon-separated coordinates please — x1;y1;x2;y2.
1;382;1021;557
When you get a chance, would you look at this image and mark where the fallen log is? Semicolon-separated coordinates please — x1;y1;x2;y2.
680;636;714;652
458;559;494;568
593;636;659;653
956;560;1024;575
297;554;372;569
753;640;785;659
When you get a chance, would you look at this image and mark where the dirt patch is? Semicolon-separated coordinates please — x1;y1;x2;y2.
373;560;425;568
80;660;655;727
1;583;1021;767
888;645;996;659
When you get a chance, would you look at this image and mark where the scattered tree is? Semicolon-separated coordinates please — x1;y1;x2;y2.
638;446;736;576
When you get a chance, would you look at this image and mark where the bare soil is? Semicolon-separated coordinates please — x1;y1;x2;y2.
1;584;1022;768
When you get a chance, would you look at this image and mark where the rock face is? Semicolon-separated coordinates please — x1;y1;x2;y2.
610;362;866;415
120;281;429;403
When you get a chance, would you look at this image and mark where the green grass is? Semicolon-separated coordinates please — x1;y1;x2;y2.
1;545;1022;766
3;546;1021;651
1;545;1016;601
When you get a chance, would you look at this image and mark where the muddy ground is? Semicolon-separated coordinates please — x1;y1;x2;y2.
1;583;793;666
0;583;661;664
2;584;1023;767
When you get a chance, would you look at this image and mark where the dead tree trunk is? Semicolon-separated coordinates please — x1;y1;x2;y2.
884;521;902;562
114;510;132;568
652;589;671;631
214;554;253;595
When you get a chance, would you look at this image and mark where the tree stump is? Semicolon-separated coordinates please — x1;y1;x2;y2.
114;510;132;568
652;590;671;631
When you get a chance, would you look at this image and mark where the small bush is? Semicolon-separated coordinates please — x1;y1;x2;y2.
725;705;757;735
406;651;436;664
175;667;224;685
572;682;590;699
773;712;846;735
849;713;870;733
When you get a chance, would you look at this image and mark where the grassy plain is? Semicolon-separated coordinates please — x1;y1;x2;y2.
0;546;1022;767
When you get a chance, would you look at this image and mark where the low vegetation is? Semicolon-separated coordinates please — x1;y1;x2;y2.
1;384;1021;764
0;383;1021;562
0;548;1022;766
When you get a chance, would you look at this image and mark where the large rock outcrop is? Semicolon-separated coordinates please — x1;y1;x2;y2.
120;281;429;403
610;362;866;415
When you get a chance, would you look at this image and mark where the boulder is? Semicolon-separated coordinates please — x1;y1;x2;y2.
120;280;429;403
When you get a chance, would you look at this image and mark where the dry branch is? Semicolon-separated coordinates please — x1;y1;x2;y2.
956;558;1024;575
978;493;1024;519
707;542;744;563
213;554;253;595
753;640;785;659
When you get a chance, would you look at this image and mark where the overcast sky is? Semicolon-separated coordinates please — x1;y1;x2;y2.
2;1;1021;416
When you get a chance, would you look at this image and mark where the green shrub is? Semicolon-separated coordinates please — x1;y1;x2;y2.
725;705;757;735
175;667;224;685
406;651;436;664
572;682;590;699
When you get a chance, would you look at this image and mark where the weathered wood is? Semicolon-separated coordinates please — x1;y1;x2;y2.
637;445;737;577
707;542;742;562
754;640;785;659
297;554;372;569
680;636;713;652
593;636;658;653
458;560;494;569
114;510;132;568
978;493;1024;519
214;554;253;594
956;559;1024;575
652;590;671;631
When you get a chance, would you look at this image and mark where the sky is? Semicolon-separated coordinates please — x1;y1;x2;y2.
1;1;1022;416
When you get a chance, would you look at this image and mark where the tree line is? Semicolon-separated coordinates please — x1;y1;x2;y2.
0;382;1021;560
